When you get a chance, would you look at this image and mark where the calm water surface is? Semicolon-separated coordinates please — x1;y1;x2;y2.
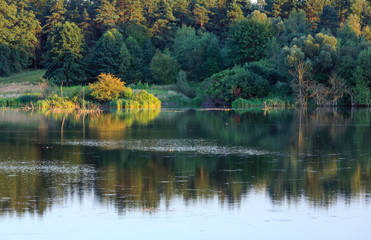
0;108;370;239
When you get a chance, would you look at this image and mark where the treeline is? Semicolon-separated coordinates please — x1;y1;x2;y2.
0;0;370;106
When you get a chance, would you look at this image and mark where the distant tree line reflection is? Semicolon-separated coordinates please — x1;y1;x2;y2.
0;109;370;216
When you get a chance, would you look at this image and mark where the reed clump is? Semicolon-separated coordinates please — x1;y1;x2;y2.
231;98;294;108
110;90;161;109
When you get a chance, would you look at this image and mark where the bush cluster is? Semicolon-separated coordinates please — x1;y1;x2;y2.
37;94;76;110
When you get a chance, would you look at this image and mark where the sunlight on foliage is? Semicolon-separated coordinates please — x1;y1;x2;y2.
89;73;130;102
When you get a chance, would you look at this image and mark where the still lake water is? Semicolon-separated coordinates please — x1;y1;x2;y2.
0;108;370;239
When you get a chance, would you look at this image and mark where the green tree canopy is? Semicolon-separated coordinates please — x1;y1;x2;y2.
227;19;274;65
90;28;130;79
284;33;338;82
193;4;211;28
318;5;339;35
150;49;179;84
226;2;245;25
172;25;200;73
44;21;85;85
172;25;223;81
353;47;371;105
116;0;145;25
44;0;66;33
0;0;41;75
151;0;176;49
125;36;144;83
0;0;41;52
266;0;298;19
95;0;119;32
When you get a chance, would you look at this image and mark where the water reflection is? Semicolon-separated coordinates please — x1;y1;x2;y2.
88;110;160;140
0;108;370;216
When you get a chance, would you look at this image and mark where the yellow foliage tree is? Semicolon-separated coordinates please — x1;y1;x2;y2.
362;26;371;41
347;14;361;36
89;73;128;102
250;10;268;23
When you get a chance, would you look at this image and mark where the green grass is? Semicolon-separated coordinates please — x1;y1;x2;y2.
231;97;294;108
0;69;46;84
0;93;41;107
131;85;199;107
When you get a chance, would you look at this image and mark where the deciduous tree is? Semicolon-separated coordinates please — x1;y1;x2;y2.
44;22;85;85
150;49;179;84
227;19;273;64
90;29;130;79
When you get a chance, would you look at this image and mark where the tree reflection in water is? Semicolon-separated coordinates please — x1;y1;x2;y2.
0;108;370;216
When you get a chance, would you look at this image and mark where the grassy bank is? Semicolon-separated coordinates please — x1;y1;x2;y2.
0;69;45;84
1;71;295;110
232;97;295;109
0;71;198;109
129;84;200;107
0;70;44;101
0;93;41;108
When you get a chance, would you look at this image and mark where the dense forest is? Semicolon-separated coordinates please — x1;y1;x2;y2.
0;0;370;106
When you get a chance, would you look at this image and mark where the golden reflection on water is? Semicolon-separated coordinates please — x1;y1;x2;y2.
88;110;160;140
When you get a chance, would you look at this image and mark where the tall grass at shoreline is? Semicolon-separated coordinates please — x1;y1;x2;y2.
0;93;41;108
232;98;294;109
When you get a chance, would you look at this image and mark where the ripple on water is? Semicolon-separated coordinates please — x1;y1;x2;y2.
0;161;96;175
62;139;269;156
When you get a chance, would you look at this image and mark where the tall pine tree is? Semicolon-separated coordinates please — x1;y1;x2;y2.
95;0;119;32
116;0;145;25
151;0;176;49
318;5;339;34
44;0;66;33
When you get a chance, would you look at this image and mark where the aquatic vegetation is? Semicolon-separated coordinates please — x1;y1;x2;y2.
131;90;161;109
231;97;293;108
0;93;41;108
109;99;139;109
37;94;76;110
110;90;161;109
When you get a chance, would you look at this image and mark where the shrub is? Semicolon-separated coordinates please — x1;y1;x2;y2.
37;94;76;110
123;100;140;109
204;65;271;105
120;87;133;99
89;73;131;102
110;90;161;109
110;99;141;109
132;90;161;109
109;99;124;109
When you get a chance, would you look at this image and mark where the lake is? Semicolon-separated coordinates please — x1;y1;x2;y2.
0;108;370;239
